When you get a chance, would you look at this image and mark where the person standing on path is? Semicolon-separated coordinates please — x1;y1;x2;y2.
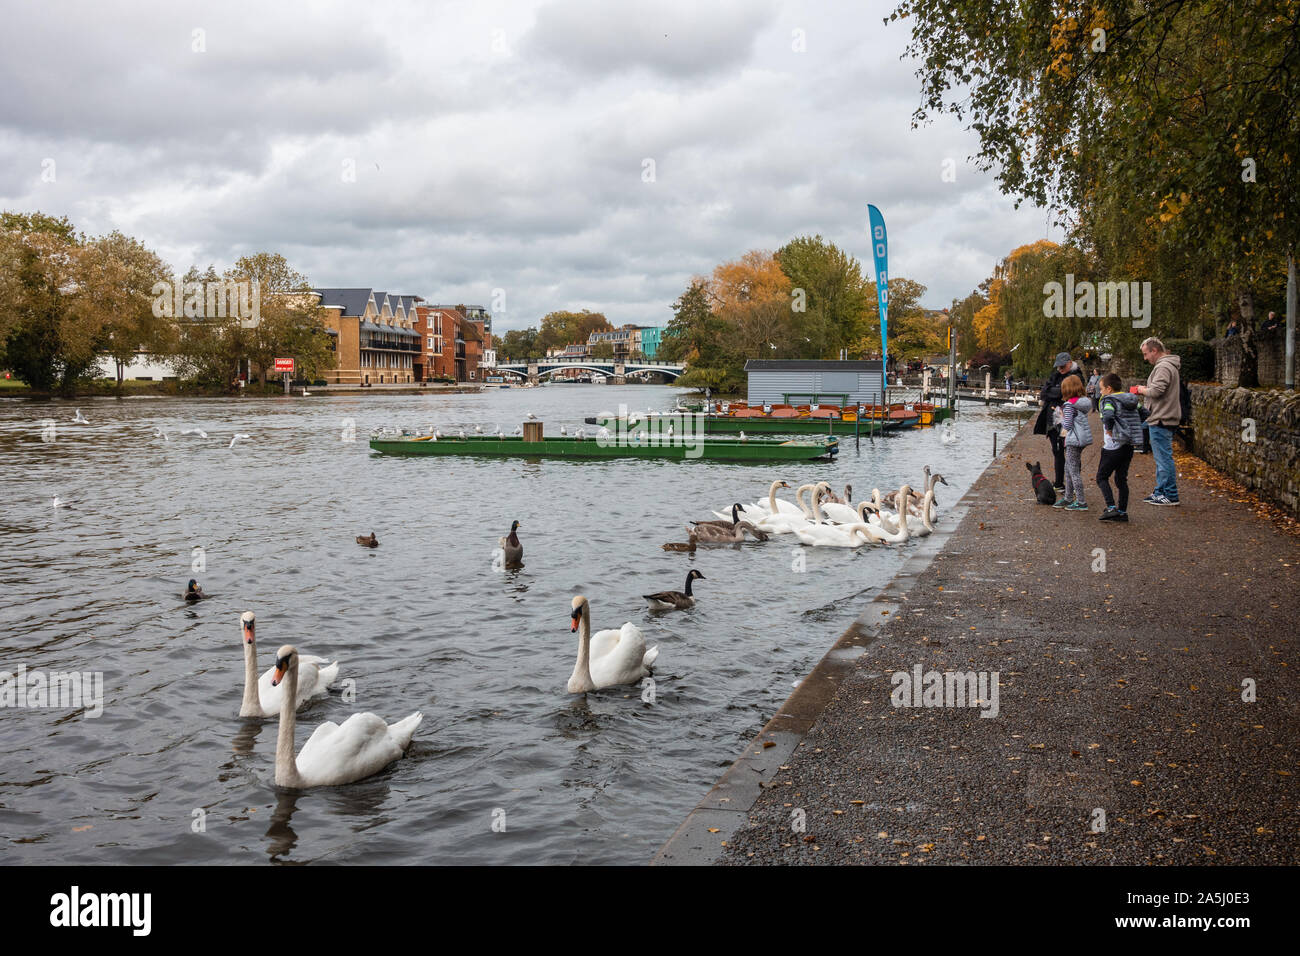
1054;373;1093;510
1086;368;1101;403
1034;351;1084;490
1096;373;1141;522
1133;337;1182;506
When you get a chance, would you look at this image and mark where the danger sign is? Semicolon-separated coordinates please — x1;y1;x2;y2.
274;358;294;373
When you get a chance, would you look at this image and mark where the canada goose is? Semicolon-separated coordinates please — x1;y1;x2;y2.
643;569;705;610
662;530;699;552
696;503;747;529
356;532;378;548
500;520;523;568
690;520;766;543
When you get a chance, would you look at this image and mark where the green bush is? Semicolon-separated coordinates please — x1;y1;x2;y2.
1166;338;1214;382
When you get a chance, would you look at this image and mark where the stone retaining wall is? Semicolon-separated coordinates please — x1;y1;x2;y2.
1214;327;1294;386
1190;383;1300;514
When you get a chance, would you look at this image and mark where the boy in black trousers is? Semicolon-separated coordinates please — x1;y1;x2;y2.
1096;372;1142;522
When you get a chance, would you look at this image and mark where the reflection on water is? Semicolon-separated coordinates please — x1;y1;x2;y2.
0;386;1012;864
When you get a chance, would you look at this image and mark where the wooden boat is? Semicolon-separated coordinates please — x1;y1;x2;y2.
582;411;913;435
369;431;839;461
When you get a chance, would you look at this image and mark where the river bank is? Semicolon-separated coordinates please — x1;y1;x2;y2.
654;422;1300;865
0;380;483;399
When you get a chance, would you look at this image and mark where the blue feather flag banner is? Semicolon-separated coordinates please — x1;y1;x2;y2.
867;204;889;366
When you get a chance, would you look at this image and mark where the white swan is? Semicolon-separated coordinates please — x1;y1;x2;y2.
862;487;915;544
567;595;658;693
271;645;422;788
239;611;341;718
751;482;819;531
747;480;800;517
71;408;89;425
791;484;870;547
229;433;250;448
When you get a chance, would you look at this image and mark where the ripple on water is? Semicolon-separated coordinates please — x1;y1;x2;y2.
0;388;1011;863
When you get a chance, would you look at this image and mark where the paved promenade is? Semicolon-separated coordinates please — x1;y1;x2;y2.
656;423;1300;865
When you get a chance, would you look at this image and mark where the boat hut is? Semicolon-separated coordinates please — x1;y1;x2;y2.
743;360;885;408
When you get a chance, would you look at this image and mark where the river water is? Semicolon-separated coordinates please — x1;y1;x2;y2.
0;385;1018;864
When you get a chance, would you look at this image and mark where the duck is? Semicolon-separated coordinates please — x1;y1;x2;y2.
643;569;705;610
238;612;340;718
356;532;378;548
270;644;419;787
500;520;523;568
184;579;206;602
567;596;659;692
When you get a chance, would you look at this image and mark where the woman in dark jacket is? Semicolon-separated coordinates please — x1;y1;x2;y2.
1033;352;1081;489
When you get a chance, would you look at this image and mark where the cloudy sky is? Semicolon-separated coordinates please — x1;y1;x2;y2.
1;0;1058;331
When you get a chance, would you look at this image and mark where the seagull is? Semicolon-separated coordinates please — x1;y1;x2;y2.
495;427;504;439
667;422;674;438
180;428;208;439
526;412;537;420
511;425;522;436
474;424;483;434
435;428;444;439
739;430;747;442
560;425;567;436
51;495;71;509
598;426;610;441
71;409;89;425
229;433;251;448
458;429;466;439
430;432;438;442
576;427;586;440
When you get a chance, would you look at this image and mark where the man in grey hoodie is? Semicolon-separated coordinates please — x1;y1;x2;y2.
1134;337;1182;505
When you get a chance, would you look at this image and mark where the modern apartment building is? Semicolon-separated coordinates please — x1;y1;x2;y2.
314;288;423;384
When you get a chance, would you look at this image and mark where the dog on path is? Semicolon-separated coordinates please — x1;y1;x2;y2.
1026;461;1057;505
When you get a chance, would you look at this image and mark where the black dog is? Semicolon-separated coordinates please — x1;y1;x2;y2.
1026;461;1057;505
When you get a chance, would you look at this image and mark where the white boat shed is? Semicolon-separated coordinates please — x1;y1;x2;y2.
743;360;886;407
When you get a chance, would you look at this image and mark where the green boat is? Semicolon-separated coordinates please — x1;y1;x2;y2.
582;412;917;435
369;432;839;461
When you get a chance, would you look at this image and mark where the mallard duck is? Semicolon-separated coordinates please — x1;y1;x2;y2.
184;579;206;602
356;532;378;548
643;569;705;610
500;520;523;568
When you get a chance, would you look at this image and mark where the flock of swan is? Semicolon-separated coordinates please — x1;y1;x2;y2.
681;466;947;550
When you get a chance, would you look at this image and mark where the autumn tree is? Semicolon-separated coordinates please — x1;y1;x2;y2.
892;0;1300;386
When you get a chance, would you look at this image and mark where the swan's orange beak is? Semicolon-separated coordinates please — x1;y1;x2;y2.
243;623;254;645
271;663;286;687
570;609;581;632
